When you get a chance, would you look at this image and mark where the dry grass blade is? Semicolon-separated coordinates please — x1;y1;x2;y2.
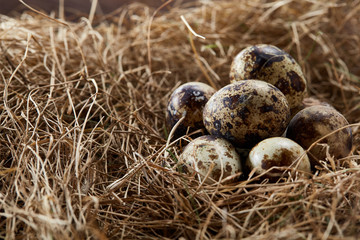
0;0;359;239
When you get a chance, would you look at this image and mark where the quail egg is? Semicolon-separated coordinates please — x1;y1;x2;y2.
166;82;216;139
179;135;242;182
203;80;290;148
286;105;353;161
246;137;311;179
290;96;333;119
230;44;307;109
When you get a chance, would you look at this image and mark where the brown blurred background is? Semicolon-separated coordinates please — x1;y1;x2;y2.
0;0;194;17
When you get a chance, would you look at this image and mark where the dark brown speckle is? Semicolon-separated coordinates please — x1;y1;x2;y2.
288;70;305;92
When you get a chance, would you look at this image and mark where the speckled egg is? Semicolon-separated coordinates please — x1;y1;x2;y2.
230;44;307;109
286;105;353;161
203;80;290;148
166;82;216;139
290;97;334;119
179;135;242;182
246;137;311;179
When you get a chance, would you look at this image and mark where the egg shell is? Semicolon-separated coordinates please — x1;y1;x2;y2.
166;82;216;139
286;105;353;161
203;80;290;148
290;97;334;119
246;137;311;179
230;44;307;109
179;135;242;182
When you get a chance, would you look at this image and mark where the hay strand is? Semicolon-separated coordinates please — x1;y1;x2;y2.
0;0;359;239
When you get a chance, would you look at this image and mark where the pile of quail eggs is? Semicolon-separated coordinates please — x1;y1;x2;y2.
166;44;353;183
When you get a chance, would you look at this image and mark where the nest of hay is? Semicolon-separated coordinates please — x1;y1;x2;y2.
1;0;360;239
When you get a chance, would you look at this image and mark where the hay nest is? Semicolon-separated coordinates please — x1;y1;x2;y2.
1;0;360;239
